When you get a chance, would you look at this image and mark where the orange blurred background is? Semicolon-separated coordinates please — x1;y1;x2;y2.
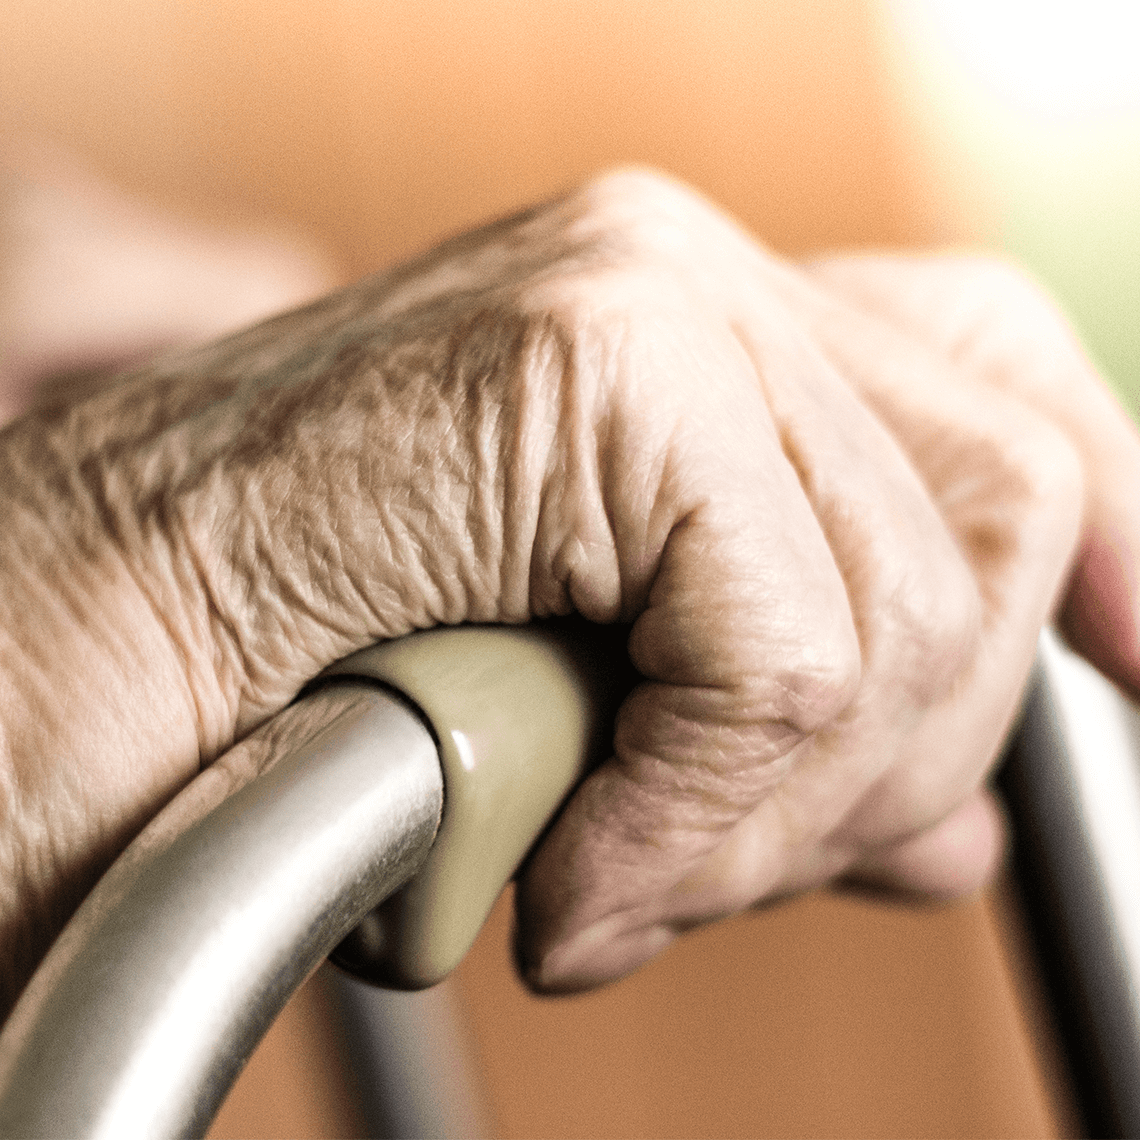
1;0;966;272
0;1;1082;1135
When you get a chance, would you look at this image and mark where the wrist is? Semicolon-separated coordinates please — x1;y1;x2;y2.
0;415;206;1014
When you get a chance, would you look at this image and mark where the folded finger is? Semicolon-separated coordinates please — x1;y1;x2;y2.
808;254;1140;695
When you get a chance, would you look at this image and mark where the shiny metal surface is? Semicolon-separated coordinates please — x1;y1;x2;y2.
6;622;1140;1138
1002;629;1140;1138
0;683;442;1140
322;965;491;1139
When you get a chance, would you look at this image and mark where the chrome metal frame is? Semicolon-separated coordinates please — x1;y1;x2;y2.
0;683;441;1140
1002;630;1140;1138
2;627;1140;1138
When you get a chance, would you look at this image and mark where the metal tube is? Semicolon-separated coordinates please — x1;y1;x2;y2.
1001;629;1140;1138
0;683;442;1140
6;621;1139;1139
322;965;492;1139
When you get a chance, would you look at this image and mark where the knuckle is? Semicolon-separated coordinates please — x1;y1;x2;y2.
575;166;704;226
943;406;1084;605
996;408;1084;526
768;617;862;737
938;255;1085;376
891;550;982;704
947;254;1041;308
923;253;1052;331
521;167;757;321
562;166;722;269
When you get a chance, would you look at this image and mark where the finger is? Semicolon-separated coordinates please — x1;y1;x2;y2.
807;254;1140;696
787;270;1082;850
516;320;863;992
518;293;988;991
712;308;991;868
843;786;1006;900
694;328;1062;907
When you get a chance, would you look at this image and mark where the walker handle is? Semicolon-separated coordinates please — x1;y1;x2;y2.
0;621;627;1139
1;624;1137;1138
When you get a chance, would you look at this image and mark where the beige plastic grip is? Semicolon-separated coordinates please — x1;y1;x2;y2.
321;620;632;989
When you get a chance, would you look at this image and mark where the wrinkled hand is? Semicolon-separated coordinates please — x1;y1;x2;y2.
2;170;1138;1010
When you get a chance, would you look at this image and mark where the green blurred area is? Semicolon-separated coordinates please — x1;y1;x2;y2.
999;143;1140;421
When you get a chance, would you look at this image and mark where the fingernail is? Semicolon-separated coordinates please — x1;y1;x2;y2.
524;916;675;992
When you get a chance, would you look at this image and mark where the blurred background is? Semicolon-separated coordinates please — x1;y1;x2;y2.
2;0;1137;1135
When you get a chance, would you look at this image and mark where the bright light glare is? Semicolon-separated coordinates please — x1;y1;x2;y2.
916;0;1140;119
451;728;476;772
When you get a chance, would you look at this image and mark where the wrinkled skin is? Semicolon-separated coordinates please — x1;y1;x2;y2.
2;167;1139;1013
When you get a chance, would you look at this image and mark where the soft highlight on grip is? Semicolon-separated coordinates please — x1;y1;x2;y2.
326;620;633;989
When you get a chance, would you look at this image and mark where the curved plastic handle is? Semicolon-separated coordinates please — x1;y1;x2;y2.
325;620;632;989
0;622;626;1139
6;622;1138;1139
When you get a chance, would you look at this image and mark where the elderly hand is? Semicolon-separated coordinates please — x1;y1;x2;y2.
1;169;1137;1009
